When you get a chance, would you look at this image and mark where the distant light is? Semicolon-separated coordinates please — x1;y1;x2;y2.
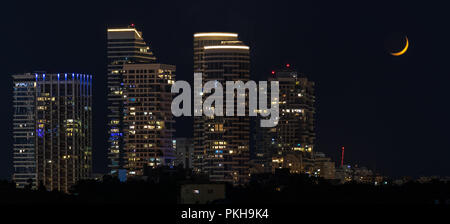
286;64;290;68
204;45;249;50
131;23;135;27
271;70;276;75
107;28;141;38
194;32;238;38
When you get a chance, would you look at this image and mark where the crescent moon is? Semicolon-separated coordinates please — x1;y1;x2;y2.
391;36;409;56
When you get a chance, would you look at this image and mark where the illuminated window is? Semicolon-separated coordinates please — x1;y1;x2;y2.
212;124;224;132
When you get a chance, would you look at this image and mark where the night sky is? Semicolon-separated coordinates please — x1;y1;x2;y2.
1;0;449;179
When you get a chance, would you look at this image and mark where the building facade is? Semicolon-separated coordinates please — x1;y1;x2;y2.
310;152;335;180
175;138;194;169
12;73;92;192
107;25;156;175
335;164;383;184
193;32;251;184
121;63;176;176
193;32;241;174
179;183;226;204
12;74;37;189
253;65;316;174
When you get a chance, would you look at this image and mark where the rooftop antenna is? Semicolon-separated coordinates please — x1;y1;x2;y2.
341;146;345;167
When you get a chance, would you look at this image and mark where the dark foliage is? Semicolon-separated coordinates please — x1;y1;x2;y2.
1;170;449;204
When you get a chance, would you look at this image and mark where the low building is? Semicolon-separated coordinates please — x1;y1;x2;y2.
313;152;336;180
335;164;385;185
179;184;225;204
270;151;336;180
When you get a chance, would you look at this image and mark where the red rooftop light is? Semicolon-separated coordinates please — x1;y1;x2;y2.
286;64;290;68
271;70;276;75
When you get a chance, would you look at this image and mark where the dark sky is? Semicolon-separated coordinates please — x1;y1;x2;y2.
1;0;449;179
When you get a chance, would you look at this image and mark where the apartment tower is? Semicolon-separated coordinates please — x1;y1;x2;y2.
121;63;176;175
107;25;156;174
193;32;251;184
253;65;315;173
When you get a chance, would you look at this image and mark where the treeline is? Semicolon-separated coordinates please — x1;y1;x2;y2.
1;168;449;204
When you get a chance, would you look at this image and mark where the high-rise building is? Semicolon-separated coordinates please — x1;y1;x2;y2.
253;65;315;173
193;33;241;174
121;63;176;175
12;74;37;189
12;72;92;192
175;138;194;169
193;32;251;184
107;25;156;174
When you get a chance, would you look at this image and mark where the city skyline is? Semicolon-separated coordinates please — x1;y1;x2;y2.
1;0;450;180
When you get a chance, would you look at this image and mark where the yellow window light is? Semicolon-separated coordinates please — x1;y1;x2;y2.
204;45;249;50
194;32;238;37
107;28;142;38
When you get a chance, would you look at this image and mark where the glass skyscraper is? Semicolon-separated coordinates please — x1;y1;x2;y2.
12;74;37;189
12;72;92;192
